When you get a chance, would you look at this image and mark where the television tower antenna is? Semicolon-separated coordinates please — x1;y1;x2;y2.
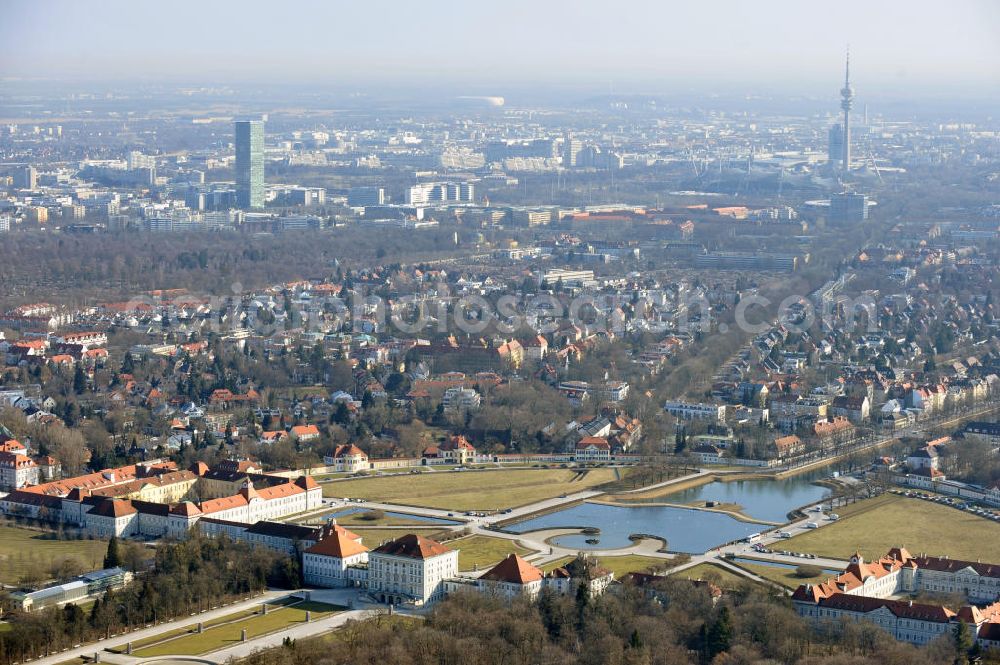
840;47;855;172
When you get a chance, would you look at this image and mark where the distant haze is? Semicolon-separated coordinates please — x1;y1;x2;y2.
2;0;999;99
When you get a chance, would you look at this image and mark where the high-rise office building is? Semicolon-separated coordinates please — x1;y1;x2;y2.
830;192;869;223
406;181;475;205
128;151;156;170
485;139;558;163
562;137;582;167
13;166;37;189
235;120;265;209
828;125;844;164
26;206;48;224
348;186;386;207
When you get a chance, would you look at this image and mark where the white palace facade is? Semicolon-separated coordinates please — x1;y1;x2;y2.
793;548;1000;647
0;459;321;538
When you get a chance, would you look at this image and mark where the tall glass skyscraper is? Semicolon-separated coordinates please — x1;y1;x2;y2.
235;120;264;209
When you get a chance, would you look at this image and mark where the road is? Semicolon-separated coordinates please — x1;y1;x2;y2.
659;493;853;590
29;588;294;665
775;400;1000;476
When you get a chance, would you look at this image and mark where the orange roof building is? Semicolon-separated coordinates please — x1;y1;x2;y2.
477;553;544;598
291;424;321;440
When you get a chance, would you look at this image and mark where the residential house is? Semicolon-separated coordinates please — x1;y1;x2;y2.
771;435;804;460
291;424;321;442
663;400;725;422
575;436;612;463
602;381;629;403
814;417;856;448
831;395;871;424
521;335;549;362
323;444;369;473
691;443;724;465
543;555;614;597
441;387;481;414
0;451;39;490
423;435;477;465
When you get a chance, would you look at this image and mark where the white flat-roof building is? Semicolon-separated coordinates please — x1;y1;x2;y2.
663;400;726;422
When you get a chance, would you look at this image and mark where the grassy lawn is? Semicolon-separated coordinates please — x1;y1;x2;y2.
448;535;534;571
594;555;672;578
683;501;743;511
538;555;671;577
322;468;619;510
783;494;1000;562
310;472;353;482
673;563;755;589
609;473;771;502
729;559;830;589
334;511;449;528
280;386;330;399
540;556;575;573
111;599;297;653
349;527;448;549
133;602;342;657
0;524;107;584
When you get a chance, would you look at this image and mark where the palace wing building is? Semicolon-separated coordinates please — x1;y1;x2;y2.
793;548;1000;647
0;459;321;538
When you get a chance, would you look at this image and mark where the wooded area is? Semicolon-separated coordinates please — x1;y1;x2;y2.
239;580;987;665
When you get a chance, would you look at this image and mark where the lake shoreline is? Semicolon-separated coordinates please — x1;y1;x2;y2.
589;498;779;526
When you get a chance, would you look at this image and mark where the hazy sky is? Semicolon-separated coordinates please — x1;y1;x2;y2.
2;0;999;96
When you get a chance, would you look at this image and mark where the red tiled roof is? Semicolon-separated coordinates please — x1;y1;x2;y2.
914;555;1000;579
88;499;137;518
305;525;368;558
479;554;543;584
373;533;453;559
0;451;34;468
199;494;248;514
21;463;154;497
332;444;366;458
440;435;475;451
576;436;610;450
294;475;319;491
0;439;26;452
256;482;304;502
170;501;202;517
818;593;957;622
